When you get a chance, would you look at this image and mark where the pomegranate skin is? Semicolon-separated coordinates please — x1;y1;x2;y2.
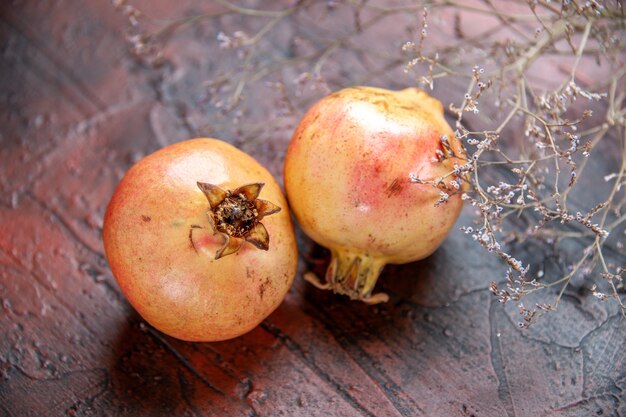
103;138;298;341
284;86;466;303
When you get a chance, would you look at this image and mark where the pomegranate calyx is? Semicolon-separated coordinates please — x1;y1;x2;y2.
197;182;281;259
306;249;389;304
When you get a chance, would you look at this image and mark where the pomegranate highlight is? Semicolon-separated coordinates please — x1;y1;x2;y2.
103;138;298;341
284;86;466;304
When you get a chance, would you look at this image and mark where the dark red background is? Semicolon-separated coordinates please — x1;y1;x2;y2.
1;1;624;416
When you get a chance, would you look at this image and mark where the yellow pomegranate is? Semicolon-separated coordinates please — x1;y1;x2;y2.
284;86;466;304
104;139;298;341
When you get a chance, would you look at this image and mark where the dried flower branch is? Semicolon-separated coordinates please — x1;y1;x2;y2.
403;0;626;325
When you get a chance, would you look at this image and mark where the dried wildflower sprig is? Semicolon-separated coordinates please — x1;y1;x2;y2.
403;1;626;324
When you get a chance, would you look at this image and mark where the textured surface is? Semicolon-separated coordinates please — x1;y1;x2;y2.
0;1;624;416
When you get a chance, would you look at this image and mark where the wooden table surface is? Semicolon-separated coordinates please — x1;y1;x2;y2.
1;1;624;416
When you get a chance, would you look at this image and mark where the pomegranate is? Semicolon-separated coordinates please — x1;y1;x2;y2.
284;86;466;304
103;138;298;341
